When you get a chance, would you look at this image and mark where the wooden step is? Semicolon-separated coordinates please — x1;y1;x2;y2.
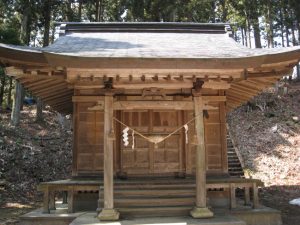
119;206;191;217
99;197;195;207
112;189;195;198
113;183;195;190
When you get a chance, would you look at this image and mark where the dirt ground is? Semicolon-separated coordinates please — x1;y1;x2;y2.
0;82;299;225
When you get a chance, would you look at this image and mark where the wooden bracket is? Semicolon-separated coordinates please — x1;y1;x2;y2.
193;79;204;94
88;101;104;111
142;87;166;99
104;77;113;89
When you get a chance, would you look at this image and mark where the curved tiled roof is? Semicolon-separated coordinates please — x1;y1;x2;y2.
0;22;299;114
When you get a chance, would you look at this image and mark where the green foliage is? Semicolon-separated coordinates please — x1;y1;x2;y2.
0;25;22;45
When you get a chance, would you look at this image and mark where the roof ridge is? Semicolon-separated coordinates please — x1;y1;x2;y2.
56;22;232;36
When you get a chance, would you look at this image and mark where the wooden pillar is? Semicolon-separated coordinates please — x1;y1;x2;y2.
252;183;259;209
42;187;50;214
67;187;74;213
244;187;250;205
98;94;119;221
230;183;236;209
49;191;56;210
190;95;214;218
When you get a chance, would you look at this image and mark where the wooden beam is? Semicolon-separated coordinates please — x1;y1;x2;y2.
227;94;248;102
113;101;218;111
202;80;231;89
38;89;73;99
42;92;73;102
229;87;259;96
23;79;56;89
113;80;194;89
32;84;68;96
227;90;255;100
72;96;104;103
25;81;65;92
5;66;24;76
45;97;72;106
236;82;264;92
230;85;260;95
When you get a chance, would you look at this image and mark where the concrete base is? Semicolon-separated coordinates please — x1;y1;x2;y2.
19;203;282;225
71;213;245;225
230;207;282;225
190;207;214;219
19;205;84;225
98;208;120;221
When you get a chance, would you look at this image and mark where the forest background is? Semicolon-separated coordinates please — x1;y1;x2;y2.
0;0;300;116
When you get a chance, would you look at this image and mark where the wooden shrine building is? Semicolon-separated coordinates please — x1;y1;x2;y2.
1;23;300;224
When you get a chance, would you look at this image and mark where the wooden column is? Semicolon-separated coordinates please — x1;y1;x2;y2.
98;94;120;221
42;187;50;213
190;95;214;218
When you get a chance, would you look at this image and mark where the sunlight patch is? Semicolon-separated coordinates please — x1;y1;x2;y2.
4;203;32;209
289;198;300;206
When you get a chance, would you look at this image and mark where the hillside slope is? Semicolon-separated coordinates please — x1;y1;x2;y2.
0;106;72;224
227;81;300;225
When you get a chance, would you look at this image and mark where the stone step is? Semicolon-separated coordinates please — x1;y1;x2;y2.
99;197;195;208
119;206;191;217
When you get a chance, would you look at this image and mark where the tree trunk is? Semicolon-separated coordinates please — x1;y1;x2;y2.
21;0;31;45
246;17;252;48
66;0;73;22
279;8;285;47
7;77;13;108
211;1;216;23
36;98;43;123
253;16;262;48
297;64;300;81
220;0;227;22
266;1;274;48
241;27;245;46
38;0;51;123
285;25;290;47
297;20;300;44
0;72;6;107
99;0;104;22
43;0;51;47
78;0;82;22
291;22;296;46
11;81;22;126
248;26;252;48
95;0;100;22
244;26;248;47
20;86;25;110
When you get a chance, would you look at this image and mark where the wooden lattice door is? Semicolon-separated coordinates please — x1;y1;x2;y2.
119;110;184;176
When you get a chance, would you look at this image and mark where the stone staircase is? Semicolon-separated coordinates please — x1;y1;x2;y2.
227;134;244;178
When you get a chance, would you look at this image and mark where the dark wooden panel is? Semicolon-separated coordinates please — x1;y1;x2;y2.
75;102;104;174
120;108;183;175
